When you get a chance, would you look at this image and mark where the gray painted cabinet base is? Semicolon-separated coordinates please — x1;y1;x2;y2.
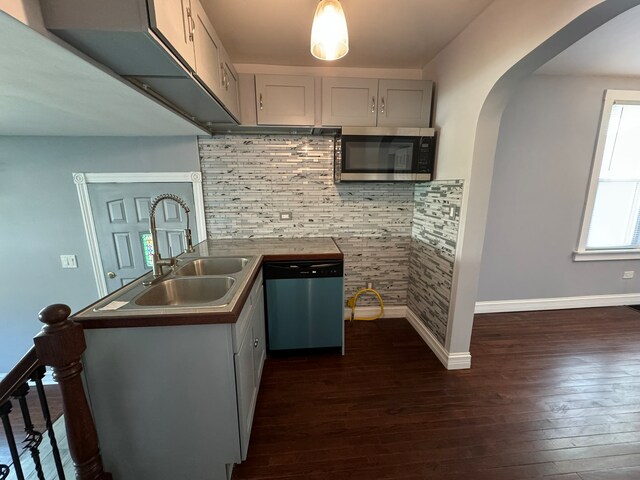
82;277;265;480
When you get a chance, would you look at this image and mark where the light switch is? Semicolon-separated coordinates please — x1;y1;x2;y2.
60;255;78;269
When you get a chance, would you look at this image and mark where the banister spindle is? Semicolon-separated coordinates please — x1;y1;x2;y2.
34;304;112;480
12;383;44;480
0;400;24;480
30;366;66;479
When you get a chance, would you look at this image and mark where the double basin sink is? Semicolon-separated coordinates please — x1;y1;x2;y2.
135;257;250;307
92;256;258;314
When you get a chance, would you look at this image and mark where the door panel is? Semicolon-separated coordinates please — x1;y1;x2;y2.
113;233;135;269
88;182;196;293
107;199;127;223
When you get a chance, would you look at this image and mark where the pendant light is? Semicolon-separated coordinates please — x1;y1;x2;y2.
310;0;349;61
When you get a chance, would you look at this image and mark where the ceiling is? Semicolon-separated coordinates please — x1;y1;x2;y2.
200;0;494;69
537;5;640;76
0;11;205;136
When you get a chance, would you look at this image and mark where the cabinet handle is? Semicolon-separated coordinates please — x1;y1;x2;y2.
187;7;195;42
259;93;263;110
371;96;376;114
381;97;385;114
254;338;259;348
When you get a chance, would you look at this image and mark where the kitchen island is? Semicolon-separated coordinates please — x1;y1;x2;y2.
73;237;343;480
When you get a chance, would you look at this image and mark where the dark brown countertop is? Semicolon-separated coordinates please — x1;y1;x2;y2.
72;237;343;329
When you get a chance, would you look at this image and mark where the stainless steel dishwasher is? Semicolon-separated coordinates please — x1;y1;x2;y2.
264;260;344;353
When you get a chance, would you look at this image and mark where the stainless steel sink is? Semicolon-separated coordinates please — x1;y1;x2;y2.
134;277;235;307
174;257;250;276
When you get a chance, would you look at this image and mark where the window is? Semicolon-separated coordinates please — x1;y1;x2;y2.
576;90;640;261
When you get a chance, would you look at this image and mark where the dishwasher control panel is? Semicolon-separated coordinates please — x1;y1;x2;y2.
263;261;344;279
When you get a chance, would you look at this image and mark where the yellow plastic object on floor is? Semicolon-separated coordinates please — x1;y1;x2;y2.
346;288;384;321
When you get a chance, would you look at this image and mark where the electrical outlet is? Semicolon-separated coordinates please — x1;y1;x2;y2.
623;270;635;279
279;212;292;220
60;254;78;269
367;282;373;290
449;206;456;219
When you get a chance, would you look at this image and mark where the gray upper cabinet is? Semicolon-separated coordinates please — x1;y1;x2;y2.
377;79;433;127
255;75;315;126
322;77;433;127
40;0;239;125
219;47;240;119
191;0;222;93
322;77;378;127
147;0;195;72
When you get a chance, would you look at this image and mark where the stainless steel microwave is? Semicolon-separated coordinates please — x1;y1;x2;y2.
335;127;436;182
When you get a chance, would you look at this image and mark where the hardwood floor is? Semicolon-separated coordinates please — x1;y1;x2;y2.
233;307;640;480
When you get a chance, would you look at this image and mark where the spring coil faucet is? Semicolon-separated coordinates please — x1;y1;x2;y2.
147;193;195;280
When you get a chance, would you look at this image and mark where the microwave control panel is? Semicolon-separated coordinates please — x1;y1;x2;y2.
417;136;435;174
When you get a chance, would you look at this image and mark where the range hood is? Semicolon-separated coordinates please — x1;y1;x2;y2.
207;125;341;136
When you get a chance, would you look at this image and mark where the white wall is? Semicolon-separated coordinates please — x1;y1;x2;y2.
420;0;640;357
479;74;640;302
0;136;199;373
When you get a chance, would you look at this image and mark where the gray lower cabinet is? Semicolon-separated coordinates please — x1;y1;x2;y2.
82;272;265;480
234;282;265;460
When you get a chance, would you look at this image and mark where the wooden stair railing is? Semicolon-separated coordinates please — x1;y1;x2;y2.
0;304;112;480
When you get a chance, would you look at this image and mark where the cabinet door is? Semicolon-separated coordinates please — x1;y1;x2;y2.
377;79;433;127
220;48;240;120
192;0;223;99
255;74;315;126
252;286;266;385
322;77;378;127
235;322;257;461
148;0;196;71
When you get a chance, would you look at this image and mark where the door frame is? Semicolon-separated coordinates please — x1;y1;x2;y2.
73;171;207;297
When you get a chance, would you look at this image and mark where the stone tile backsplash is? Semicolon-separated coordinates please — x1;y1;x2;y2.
199;135;415;305
408;181;464;345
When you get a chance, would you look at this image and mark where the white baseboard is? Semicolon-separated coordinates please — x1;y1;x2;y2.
475;293;640;314
405;309;471;370
344;305;407;320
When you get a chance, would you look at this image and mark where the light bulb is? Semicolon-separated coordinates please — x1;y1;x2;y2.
310;0;349;61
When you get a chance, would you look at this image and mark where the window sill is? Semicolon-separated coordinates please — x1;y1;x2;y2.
573;249;640;262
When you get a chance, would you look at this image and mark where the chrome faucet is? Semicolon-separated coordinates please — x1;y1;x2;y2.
148;193;195;279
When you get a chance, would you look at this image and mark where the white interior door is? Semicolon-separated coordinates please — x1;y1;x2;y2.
87;182;197;293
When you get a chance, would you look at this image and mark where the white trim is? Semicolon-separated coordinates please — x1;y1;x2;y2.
73;172;207;298
405;309;471;370
573;249;640;261
576;89;640;256
475;293;640;314
343;305;407;320
73;173;107;298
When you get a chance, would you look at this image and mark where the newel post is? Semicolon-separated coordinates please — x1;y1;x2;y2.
34;304;112;480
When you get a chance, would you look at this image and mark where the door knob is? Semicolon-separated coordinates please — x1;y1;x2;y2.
254;338;259;348
107;271;117;279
